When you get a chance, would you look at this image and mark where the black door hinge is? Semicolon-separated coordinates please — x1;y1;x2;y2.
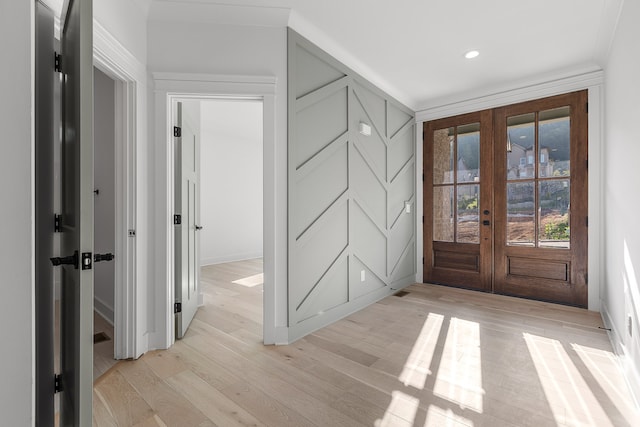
174;302;182;313
174;214;182;225
54;214;61;232
81;252;92;270
54;374;62;393
586;102;589;113
173;126;182;137
586;216;589;227
422;215;424;224
54;52;62;73
422;257;424;264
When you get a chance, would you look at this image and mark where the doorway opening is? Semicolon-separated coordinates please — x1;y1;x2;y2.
93;66;117;378
423;90;588;307
172;97;264;341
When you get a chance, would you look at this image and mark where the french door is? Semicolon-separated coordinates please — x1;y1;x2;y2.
423;90;588;307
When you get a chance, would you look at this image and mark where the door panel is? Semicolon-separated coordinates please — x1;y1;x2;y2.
494;91;588;307
174;101;200;339
424;111;493;291
59;0;94;425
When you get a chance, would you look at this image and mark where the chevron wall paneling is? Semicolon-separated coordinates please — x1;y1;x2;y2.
288;29;416;335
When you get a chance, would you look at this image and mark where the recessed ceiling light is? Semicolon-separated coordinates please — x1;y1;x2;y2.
465;50;480;59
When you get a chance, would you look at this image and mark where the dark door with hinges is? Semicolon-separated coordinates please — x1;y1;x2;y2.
424;90;588;307
58;0;95;424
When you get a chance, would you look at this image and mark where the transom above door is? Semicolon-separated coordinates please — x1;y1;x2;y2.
423;90;588;307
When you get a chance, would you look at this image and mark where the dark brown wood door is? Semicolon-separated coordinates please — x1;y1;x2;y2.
423;90;588;307
493;91;588;307
424;110;493;291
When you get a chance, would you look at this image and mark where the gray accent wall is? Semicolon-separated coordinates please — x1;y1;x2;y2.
288;29;416;338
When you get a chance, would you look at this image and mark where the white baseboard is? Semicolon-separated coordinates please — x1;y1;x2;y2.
94;296;114;326
601;301;640;408
200;252;263;267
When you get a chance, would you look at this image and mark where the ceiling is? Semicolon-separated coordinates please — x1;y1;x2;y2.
148;0;623;110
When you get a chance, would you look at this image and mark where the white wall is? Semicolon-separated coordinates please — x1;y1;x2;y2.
199;100;263;266
602;0;640;402
94;67;116;323
94;0;148;64
0;0;34;423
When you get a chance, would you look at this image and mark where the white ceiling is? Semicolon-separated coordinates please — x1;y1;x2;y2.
149;0;623;110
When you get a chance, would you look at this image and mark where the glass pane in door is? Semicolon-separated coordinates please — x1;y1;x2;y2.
433;127;454;185
507;181;535;246
457;184;479;243
506;113;535;180
433;186;454;242
539;107;570;178
539;180;570;248
457;123;480;183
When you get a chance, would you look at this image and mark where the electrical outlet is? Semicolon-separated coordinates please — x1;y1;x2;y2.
360;270;365;282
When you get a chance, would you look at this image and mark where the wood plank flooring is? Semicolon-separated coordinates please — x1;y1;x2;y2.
93;259;639;426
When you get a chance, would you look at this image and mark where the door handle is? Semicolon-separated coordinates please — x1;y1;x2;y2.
482;220;491;226
195;225;203;231
50;251;78;269
94;253;114;263
483;210;490;215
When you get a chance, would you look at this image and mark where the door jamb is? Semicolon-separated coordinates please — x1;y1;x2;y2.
93;21;145;359
153;73;278;348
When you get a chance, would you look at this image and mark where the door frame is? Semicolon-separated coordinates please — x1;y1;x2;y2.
93;21;145;359
153;73;279;347
416;70;604;311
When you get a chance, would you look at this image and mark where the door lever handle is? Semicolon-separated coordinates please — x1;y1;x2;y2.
50;251;78;269
94;253;114;263
482;220;491;226
195;225;203;231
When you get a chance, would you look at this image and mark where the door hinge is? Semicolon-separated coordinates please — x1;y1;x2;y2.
174;302;182;313
586;159;588;169
422;257;424;265
586;216;589;227
422;215;424;224
54;214;61;232
54;52;62;73
81;252;92;270
586;102;589;113
173;126;182;137
422;173;424;182
173;214;182;225
585;272;588;284
54;374;62;393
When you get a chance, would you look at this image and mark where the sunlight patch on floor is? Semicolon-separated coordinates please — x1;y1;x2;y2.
425;404;473;427
231;273;263;287
399;313;444;389
433;317;484;413
524;333;614;426
374;391;419;427
572;343;640;424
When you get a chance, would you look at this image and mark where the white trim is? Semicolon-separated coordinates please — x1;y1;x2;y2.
416;70;604;312
152;73;278;349
601;302;640;408
416;68;604;121
93;21;146;359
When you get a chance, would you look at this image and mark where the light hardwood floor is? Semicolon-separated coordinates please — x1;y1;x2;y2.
93;259;639;426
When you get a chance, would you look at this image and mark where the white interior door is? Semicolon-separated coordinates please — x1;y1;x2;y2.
174;101;201;339
55;0;94;424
